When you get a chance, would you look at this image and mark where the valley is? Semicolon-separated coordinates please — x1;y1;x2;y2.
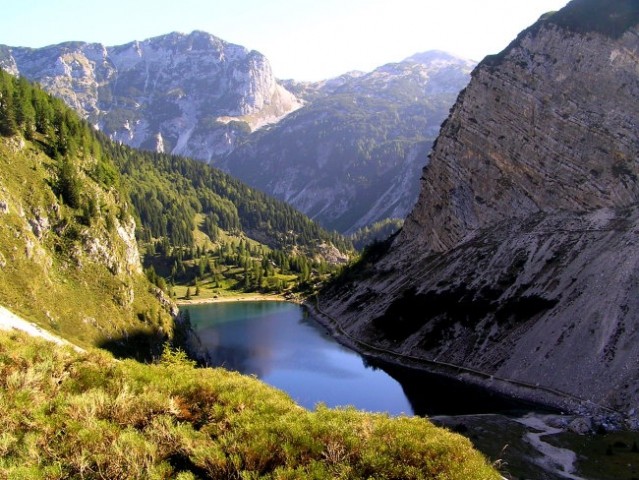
0;0;638;478
1;36;474;235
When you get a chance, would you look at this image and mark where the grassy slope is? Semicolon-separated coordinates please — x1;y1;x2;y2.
0;136;173;353
0;330;501;479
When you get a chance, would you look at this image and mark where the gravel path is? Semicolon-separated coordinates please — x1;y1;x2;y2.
515;413;585;480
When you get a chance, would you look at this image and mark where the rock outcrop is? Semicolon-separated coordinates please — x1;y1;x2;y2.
315;0;639;417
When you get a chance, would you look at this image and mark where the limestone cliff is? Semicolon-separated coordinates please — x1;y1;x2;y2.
220;51;474;234
0;31;301;159
315;0;639;418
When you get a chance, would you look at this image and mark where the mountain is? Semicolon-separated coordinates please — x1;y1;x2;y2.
0;29;356;292
218;51;475;234
0;73;500;480
313;0;639;419
0;30;301;158
0;65;352;356
0;37;473;236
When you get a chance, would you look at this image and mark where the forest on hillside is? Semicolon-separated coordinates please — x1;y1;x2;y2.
0;70;354;299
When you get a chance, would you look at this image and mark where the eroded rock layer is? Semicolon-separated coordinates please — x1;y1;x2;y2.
316;0;639;416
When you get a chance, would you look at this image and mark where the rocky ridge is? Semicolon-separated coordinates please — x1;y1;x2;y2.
315;0;639;419
0;38;473;235
219;52;475;233
0;31;301;159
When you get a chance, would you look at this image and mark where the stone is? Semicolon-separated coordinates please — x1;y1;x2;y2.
568;417;593;435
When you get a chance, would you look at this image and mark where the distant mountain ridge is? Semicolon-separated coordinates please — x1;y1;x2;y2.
219;51;475;233
0;30;301;158
0;34;474;235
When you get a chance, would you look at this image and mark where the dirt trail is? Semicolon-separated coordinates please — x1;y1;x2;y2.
515;414;586;480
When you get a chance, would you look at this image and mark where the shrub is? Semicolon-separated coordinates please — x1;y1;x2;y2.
0;331;502;479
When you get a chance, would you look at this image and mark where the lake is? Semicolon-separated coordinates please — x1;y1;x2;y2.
185;300;529;416
185;300;628;479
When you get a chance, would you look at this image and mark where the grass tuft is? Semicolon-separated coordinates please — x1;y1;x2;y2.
0;330;502;479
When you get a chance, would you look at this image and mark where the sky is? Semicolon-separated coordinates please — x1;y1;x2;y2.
2;0;571;81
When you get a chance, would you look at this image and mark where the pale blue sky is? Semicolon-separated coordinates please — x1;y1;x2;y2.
2;0;570;80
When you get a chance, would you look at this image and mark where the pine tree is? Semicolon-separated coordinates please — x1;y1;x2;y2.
14;77;36;138
198;256;207;278
0;81;18;137
57;157;82;208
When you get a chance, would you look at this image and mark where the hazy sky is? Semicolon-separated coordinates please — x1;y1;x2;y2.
3;0;571;81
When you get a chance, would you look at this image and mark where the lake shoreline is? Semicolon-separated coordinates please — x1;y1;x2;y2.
176;293;291;306
302;298;631;427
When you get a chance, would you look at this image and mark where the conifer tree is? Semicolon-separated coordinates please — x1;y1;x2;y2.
57;157;82;208
0;82;17;137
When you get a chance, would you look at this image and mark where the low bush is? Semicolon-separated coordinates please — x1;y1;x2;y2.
0;331;501;479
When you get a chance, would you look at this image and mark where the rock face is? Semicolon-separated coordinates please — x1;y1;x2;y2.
316;0;639;416
220;52;474;233
0;31;301;159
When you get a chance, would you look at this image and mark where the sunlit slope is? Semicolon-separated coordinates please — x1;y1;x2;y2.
0;330;502;479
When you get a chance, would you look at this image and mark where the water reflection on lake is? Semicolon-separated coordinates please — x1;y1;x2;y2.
187;301;413;414
186;300;529;416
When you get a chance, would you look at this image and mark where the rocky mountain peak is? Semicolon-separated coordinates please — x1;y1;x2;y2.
1;31;302;159
218;50;475;234
1;34;476;235
404;50;476;68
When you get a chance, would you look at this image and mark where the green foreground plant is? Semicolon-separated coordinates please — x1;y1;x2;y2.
0;331;501;479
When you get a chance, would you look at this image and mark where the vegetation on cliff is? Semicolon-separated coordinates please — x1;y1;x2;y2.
0;68;354;341
0;70;176;355
548;0;639;38
483;0;639;67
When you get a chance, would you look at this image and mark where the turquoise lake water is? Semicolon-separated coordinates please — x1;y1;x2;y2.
186;300;529;416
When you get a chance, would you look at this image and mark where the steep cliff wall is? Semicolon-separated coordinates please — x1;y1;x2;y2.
316;0;639;417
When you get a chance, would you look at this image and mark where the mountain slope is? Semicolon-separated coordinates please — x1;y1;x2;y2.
0;31;301;159
0;66;349;357
0;70;177;356
107;140;353;257
315;0;639;417
1;40;472;236
219;52;474;234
